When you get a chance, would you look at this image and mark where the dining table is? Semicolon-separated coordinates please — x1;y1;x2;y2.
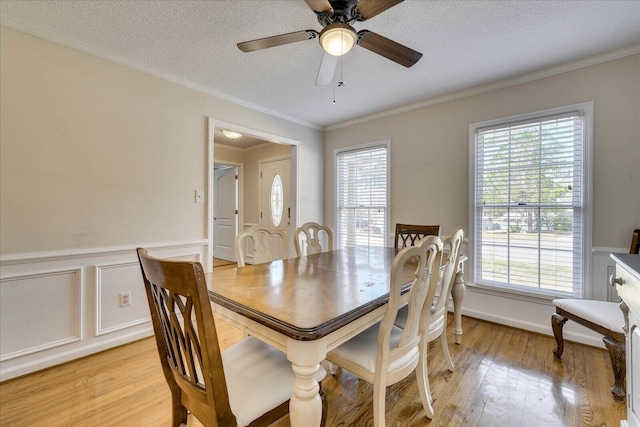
207;245;467;427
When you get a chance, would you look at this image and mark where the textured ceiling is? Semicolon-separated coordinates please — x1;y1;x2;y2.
1;0;639;129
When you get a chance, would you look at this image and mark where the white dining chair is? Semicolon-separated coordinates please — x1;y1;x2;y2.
325;236;443;426
294;222;333;257
236;225;289;267
394;229;464;372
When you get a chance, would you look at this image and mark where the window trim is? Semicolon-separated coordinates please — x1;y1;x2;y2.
468;102;593;299
334;140;391;248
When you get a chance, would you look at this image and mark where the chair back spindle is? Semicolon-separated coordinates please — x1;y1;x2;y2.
394;224;440;249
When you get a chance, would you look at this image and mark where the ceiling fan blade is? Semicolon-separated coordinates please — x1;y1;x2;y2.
315;52;338;86
305;0;332;13
354;0;404;20
238;30;318;52
357;30;422;67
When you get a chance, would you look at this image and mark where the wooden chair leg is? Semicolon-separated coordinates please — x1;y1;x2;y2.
170;390;188;427
551;313;568;359
373;380;386;427
440;331;454;372
603;336;626;401
416;339;435;420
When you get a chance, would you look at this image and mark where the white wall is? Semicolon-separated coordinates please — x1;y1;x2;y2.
215;142;292;225
0;26;323;379
324;54;640;348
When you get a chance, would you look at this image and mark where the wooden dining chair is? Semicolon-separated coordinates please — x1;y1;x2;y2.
326;236;443;426
294;222;333;257
137;248;327;427
235;224;289;267
394;229;464;372
551;228;640;401
631;228;640;254
394;223;440;249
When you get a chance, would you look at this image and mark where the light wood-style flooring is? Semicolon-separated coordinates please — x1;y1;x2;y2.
213;257;236;268
0;312;625;426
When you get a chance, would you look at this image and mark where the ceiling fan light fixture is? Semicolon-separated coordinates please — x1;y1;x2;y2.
319;23;357;56
222;130;242;139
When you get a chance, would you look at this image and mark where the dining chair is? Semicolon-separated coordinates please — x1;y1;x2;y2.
394;223;440;249
551;228;640;401
137;248;327;427
294;222;333;257
235;224;289;267
326;236;443;426
394;229;464;372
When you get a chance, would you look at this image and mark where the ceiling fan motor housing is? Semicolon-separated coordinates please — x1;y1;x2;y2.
316;0;362;27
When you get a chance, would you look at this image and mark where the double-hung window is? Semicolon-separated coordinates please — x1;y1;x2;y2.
336;141;390;248
470;103;592;298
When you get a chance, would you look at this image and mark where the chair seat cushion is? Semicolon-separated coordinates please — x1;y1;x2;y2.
222;336;326;426
552;299;624;334
327;322;419;375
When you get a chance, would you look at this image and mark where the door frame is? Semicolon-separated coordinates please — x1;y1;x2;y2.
206;117;299;272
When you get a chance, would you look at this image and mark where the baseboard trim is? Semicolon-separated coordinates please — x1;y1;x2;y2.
460;308;604;349
1;327;153;382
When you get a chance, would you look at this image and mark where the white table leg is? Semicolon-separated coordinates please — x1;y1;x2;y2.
451;268;465;345
287;339;325;427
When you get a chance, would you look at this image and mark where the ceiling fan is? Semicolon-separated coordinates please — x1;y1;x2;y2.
237;0;422;86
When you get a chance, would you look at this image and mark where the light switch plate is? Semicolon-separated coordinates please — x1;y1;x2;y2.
195;190;204;203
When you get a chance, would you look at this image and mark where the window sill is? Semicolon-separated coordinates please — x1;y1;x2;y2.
466;282;569;306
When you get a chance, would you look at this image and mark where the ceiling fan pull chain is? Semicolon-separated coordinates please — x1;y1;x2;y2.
338;53;345;87
332;68;336;105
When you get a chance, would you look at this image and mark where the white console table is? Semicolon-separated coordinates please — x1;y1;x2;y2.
611;253;640;427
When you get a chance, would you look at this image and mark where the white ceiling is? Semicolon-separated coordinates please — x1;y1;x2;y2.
1;0;639;129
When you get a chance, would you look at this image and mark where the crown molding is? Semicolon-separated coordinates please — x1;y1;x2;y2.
326;44;640;131
2;16;637;133
0;17;323;131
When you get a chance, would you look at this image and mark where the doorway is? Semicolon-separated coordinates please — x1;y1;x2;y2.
213;164;238;262
206;118;300;271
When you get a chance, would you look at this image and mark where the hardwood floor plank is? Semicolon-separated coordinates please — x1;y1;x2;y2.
0;315;625;426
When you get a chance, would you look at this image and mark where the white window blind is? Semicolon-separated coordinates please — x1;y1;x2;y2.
471;105;591;298
336;143;389;248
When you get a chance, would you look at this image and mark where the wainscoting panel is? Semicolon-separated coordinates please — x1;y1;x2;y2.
592;247;623;302
0;240;208;381
0;269;82;361
95;262;150;336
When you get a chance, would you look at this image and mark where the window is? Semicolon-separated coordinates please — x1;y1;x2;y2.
470;103;592;298
270;174;283;227
336;141;390;248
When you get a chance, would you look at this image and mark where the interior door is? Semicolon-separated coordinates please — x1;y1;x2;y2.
214;166;237;261
260;158;291;246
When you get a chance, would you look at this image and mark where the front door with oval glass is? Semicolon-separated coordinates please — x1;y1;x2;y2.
260;157;291;241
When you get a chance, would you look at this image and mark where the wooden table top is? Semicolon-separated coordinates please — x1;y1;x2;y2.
207;246;467;341
208;246;411;341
